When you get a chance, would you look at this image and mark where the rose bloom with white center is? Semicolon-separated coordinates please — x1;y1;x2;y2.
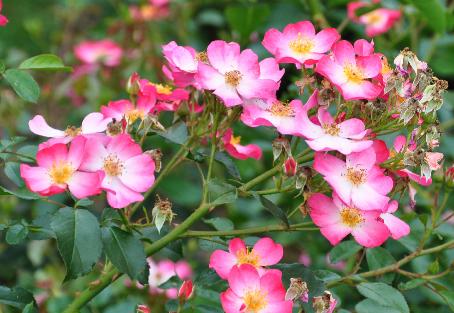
79;134;155;208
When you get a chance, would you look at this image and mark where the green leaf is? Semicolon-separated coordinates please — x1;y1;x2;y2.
313;270;341;283
22;302;38;313
101;226;146;280
357;282;409;313
0;286;35;309
204;217;234;231
0;185;40;200
410;0;446;33
329;240;361;263
207;178;237;206
225;4;270;43
51;207;102;280
398;278;425;291
4;162;24;187
6;223;29;245
19;54;72;72
3;69;40;103
199;237;227;252
156;121;188;145
255;194;289;227
439;291;454;310
356;299;401;313
215;152;241;179
366;247;396;283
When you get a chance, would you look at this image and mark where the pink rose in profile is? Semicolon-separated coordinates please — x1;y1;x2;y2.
222;129;262;160
262;21;340;68
209;237;283;280
0;0;8;26
314;147;393;212
220;265;293;313
74;40;123;67
380;200;410;240
162;41;199;87
20;136;104;199
308;193;390;247
80;134;155;208
196;40;278;107
137;305;151;313
315;40;382;100
29;113;109;149
241;91;318;137
359;8;401;37
298;95;372;154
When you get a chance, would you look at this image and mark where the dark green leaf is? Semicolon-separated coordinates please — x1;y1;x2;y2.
329;240;361;263
4;162;24;187
410;0;446;33
313;270;341;283
156;121;188;145
439;291;454;310
356;299;401;313
22;302;38;313
0;185;40;200
51;207;102;280
366;247;396;283
357;282;409;313
255;194;289;227
207;179;237;206
0;286;35;309
199;237;227;252
3;69;40;103
398;278;425;291
74;198;94;208
225;4;270;43
204;217;234;231
6;224;29;245
215;152;241;179
101;226;146;280
19;54;72;71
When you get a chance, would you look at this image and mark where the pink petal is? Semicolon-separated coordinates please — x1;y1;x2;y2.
284;21;315;38
229;238;246;255
79;137;108;172
259;58;285;82
120;154;155;192
338;118;367;139
315;56;348;86
356;55;382;79
214;85;243;107
196;63;225;90
227;264;260;297
81;112;109;134
207;40;240;73
381;213;410;240
317;108;335;125
101;99;134;120
67;171;103;199
262;28;283;55
238;49;260;78
36;143;68;168
320;224;351;246
352;183;390;211
237;77;277;101
333;40;355;65
104;177;144;209
220;289;244;313
66;136;87;169
175;261;192;280
399;169;432;186
393;135;406;152
308;193;342;227
29;115;65;138
20;164;54;195
312;28;340;53
354;39;375;56
313;152;346;178
352;213;390;247
209;250;238;279
372;140;390;163
339;80;382;100
261;301;293;313
252;238;283;266
259;270;285;302
107;134;142;161
346;147;376;170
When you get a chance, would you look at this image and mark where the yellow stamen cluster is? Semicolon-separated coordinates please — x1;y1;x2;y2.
152;83;173;95
230;135;241;146
340;207;364;228
64;126;82;137
125;109;144;124
103;154;124;177
224;70;242;87
323;124;340;136
49;162;74;185
268;101;295;117
345;167;367;186
243;290;268;312
344;64;364;84
196;51;209;64
236;248;261;267
288;33;314;55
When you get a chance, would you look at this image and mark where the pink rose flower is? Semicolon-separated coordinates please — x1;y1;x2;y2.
20;136;104;199
380;200;410;240
0;0;8;26
359;8;401;37
222;129;262;160
209;237;283;280
74;40;123;67
220;264;293;313
262;21;340;68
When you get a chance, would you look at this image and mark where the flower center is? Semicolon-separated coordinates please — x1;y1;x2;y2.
151;83;173;95
345;167;367;186
230;135;241;146
236;249;260;267
268;101;295;117
49;162;74;185
340;207;364;228
288;33;314;55
364;11;383;26
243;290;267;312
196;51;209;64
103;153;124;176
224;70;242;87
125;109;144;124
344;64;364;84
64;126;82;137
323;124;340;136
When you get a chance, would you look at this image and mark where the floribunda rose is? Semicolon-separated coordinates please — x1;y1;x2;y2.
262;21;340;68
222;129;262;160
220;264;293;313
380;200;410;240
209;237;283;280
74;39;123;67
0;0;8;26
162;41;199;87
314;147;393;211
308;193;390;247
241;91;318;137
315;40;382;100
359;8;401;37
80;134;155;208
196;40;279;107
20;136;104;199
29;113;109;149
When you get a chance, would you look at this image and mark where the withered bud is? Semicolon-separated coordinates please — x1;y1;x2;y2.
313;290;336;313
126;72;140;95
285;278;309;301
272;136;291;161
145;149;163;172
317;87;336;107
107;118;124;136
152;195;175;233
295;76;316;95
143;115;166;132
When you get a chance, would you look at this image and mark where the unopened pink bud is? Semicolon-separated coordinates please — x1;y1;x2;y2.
178;280;194;300
284;157;297;177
